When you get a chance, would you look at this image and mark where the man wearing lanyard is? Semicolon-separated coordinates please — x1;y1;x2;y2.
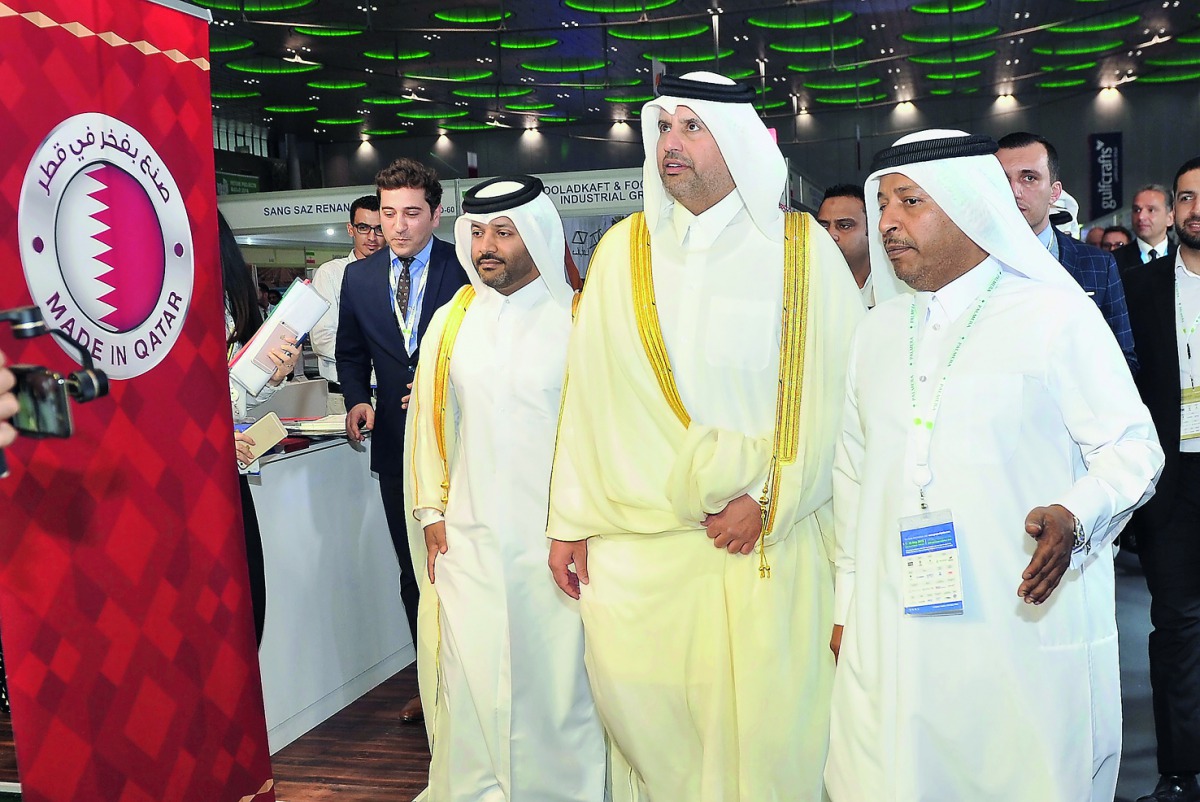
336;158;469;724
825;130;1162;802
1124;156;1200;802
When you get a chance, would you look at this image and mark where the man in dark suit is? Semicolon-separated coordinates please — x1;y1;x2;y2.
1118;184;1178;273
1124;155;1200;802
336;158;469;723
997;132;1138;373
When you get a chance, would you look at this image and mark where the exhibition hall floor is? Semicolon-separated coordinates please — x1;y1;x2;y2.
0;549;1169;801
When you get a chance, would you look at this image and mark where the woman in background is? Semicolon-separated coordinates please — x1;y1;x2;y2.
220;212;299;647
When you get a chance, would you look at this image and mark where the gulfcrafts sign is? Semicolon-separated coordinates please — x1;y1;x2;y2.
1088;132;1123;221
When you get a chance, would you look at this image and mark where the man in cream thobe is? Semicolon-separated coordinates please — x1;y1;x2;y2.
406;176;606;801
547;72;864;801
825;130;1164;801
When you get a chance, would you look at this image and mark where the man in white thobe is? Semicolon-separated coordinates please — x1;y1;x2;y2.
825;129;1165;801
547;72;864;800
405;175;606;801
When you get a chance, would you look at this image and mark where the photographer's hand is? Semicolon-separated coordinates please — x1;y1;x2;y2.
0;350;18;449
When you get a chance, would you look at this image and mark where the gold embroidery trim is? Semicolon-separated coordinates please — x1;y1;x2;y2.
756;212;810;578
432;285;476;505
629;212;691;428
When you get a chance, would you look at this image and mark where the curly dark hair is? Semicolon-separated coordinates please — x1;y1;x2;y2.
375;158;442;214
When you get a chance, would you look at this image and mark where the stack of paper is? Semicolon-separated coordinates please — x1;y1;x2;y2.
281;414;347;436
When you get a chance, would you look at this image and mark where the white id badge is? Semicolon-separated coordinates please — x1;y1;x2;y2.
899;509;964;616
1181;387;1200;440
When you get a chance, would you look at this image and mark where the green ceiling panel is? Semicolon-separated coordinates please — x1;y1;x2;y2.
452;87;534;98
642;47;735;63
439;121;493;131
747;8;852;29
315;118;363;125
1038;62;1098;72
307;80;367;90
910;0;987;13
395;107;471;119
804;76;881;90
1048;13;1140;33
520;57;610;73
405;67;495;81
1037;78;1088;88
725;68;757;80
1138;69;1200;83
363;129;409;136
770;35;864;53
264;105;318;112
505;102;555;110
491;36;559;49
433;6;512;23
1146;55;1200;67
210;34;254;53
786;59;868;73
363;96;414;105
563;0;675;11
294;26;363;37
541;116;580;122
901;25;998;43
603;93;656;103
226;58;321;74
194;0;311;10
756;99;790;109
608;21;708;41
212;90;261;99
363;49;431;61
1031;39;1123;56
927;69;983;80
909;48;996;63
560;77;640;88
813;92;889;105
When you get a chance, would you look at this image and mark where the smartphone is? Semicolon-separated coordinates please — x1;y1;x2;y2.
10;365;73;438
239;412;287;463
251;321;299;373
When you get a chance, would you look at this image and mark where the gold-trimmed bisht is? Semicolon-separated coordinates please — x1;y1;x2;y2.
628;211;810;578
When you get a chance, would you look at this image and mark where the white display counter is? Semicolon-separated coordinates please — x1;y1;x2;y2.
249;438;413;753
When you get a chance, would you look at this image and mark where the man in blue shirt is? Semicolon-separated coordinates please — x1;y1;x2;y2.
336;158;469;723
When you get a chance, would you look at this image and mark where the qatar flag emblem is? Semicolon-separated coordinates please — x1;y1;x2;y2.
19;112;194;380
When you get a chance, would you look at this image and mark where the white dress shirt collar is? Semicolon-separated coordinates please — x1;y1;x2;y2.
1137;236;1170;261
668;189;744;250
916;256;1000;325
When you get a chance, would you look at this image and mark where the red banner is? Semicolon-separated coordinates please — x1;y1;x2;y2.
0;1;274;800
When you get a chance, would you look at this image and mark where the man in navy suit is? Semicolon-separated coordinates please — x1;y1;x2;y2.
1124;156;1200;802
336;158;469;723
998;132;1138;374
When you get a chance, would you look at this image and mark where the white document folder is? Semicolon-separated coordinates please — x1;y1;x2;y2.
230;278;330;396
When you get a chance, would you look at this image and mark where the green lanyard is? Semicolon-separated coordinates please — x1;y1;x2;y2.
907;268;1002;508
1176;275;1200;387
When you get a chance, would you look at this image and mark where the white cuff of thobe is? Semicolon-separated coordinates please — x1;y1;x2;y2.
833;572;855;627
1054;481;1111;570
415;507;445;526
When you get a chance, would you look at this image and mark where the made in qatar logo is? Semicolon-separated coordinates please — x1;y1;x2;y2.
18;112;194;380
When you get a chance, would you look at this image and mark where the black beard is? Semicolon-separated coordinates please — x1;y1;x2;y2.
1178;220;1200;251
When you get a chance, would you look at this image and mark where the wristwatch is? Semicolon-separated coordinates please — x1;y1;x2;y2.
1070;515;1089;555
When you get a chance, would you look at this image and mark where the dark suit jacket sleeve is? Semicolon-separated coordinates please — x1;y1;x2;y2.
1057;231;1138;375
1096;251;1139;376
335;262;373;411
